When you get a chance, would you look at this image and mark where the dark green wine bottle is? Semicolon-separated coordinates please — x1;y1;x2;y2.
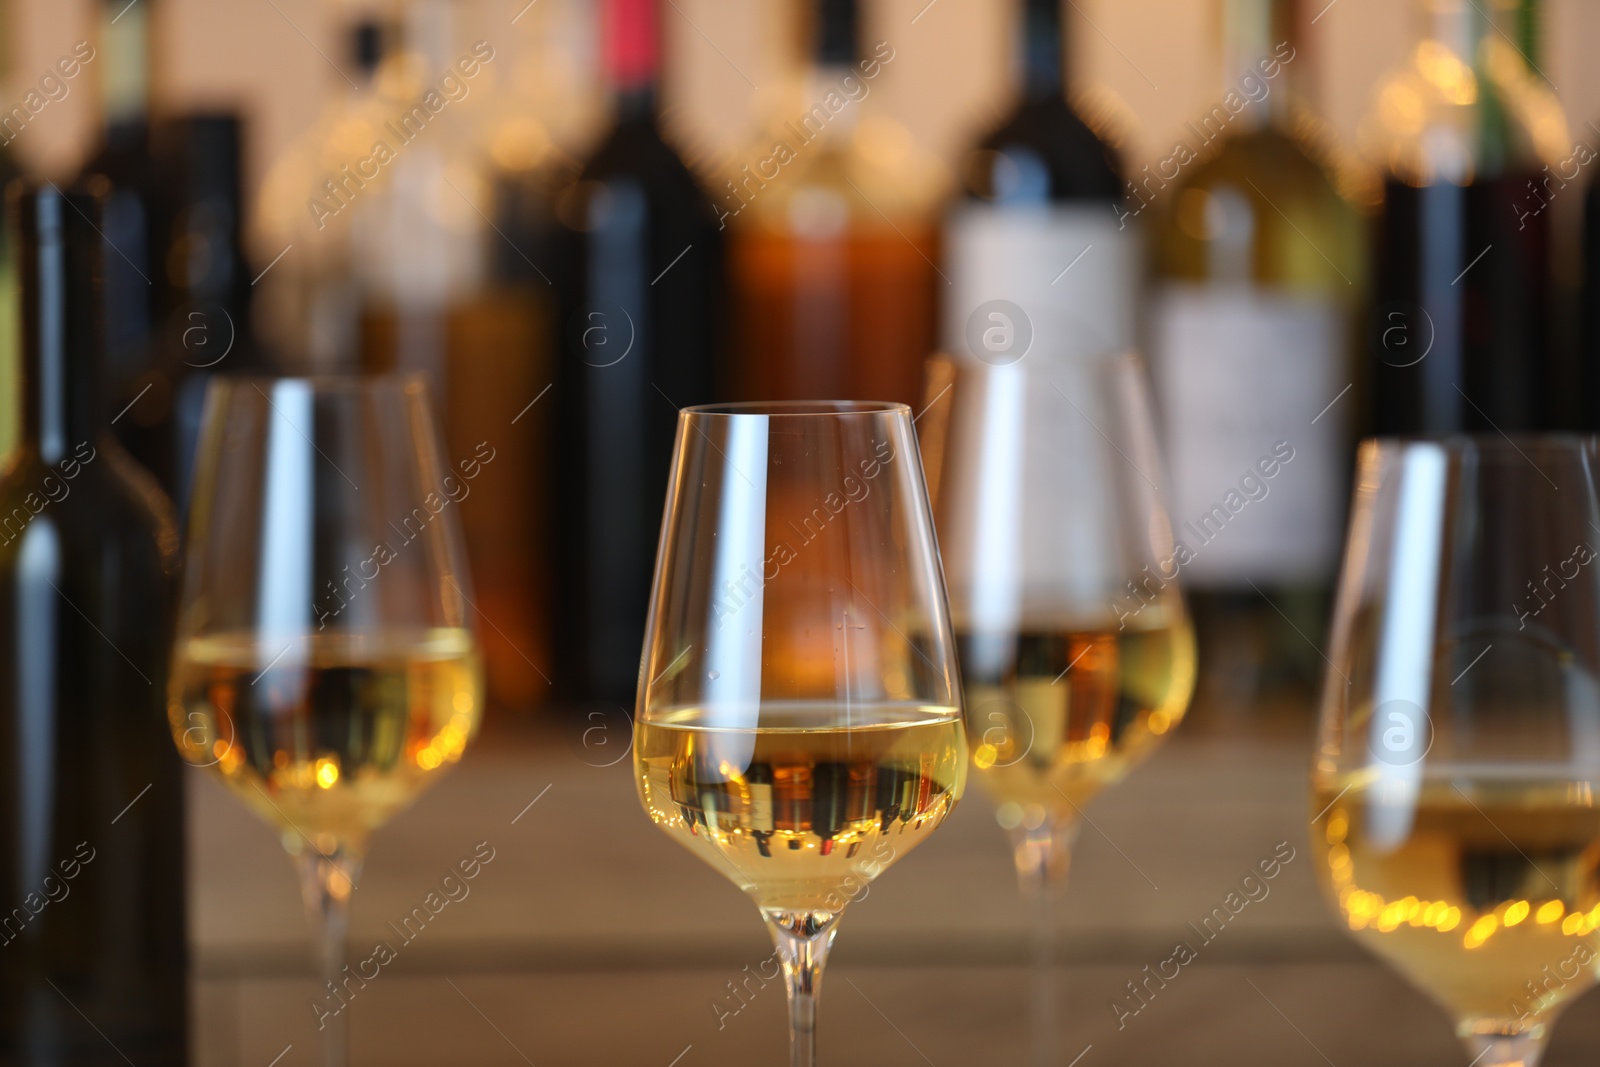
0;180;187;1064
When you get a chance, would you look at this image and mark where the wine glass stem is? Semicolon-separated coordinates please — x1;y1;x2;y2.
1463;1032;1545;1067
765;910;840;1067
1013;820;1075;1067
296;846;364;1067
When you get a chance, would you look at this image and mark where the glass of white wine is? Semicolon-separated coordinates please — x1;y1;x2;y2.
1312;437;1600;1067
922;348;1196;1065
169;375;483;1067
635;401;965;1067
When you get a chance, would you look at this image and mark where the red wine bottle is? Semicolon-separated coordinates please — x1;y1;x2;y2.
1366;0;1565;434
0;181;187;1063
553;0;723;704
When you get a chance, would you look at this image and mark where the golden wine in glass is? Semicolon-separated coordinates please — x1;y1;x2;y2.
169;376;483;1067
634;401;966;1066
1311;437;1600;1066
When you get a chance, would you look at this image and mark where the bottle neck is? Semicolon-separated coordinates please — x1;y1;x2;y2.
1420;0;1483;62
17;188;106;461
1019;0;1064;103
1512;0;1541;70
813;0;859;71
604;0;661;117
98;0;151;148
1220;0;1298;132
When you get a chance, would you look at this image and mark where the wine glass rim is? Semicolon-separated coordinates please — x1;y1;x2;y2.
681;400;911;417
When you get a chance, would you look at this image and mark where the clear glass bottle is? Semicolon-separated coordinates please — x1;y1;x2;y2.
256;3;558;712
726;0;944;407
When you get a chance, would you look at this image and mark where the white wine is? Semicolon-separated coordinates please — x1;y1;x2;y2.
635;702;966;914
959;617;1196;819
1313;776;1600;1029
171;628;482;846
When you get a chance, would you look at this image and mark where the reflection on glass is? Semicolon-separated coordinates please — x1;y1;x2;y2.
634;402;965;1067
169;376;483;1067
1311;437;1600;1067
923;350;1195;1064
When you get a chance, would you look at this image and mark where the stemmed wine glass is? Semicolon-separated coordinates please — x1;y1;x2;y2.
634;401;966;1067
922;349;1196;1065
1311;437;1600;1067
168;375;483;1066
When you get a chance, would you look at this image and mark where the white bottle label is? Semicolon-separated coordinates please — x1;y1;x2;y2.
937;203;1143;630
943;202;1138;368
1150;284;1346;587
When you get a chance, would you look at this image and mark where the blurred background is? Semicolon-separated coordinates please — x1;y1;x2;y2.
5;0;1600;1063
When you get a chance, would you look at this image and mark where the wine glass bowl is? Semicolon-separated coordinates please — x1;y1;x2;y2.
633;400;965;1065
934;350;1196;832
168;374;483;1065
1311;436;1600;1066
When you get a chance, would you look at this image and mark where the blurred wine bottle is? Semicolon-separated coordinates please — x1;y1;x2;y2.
552;0;723;704
84;0;164;457
927;0;1136;627
0;0;23;463
259;4;558;711
255;16;391;370
121;114;256;512
727;0;943;406
942;0;1134;379
1364;0;1567;433
1148;0;1364;705
0;179;186;1065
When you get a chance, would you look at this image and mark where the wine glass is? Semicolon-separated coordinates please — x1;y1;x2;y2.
169;375;483;1066
922;349;1196;1065
634;401;965;1067
1311;437;1600;1067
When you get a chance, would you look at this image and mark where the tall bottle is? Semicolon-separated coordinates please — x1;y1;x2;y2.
1365;0;1567;433
726;0;942;406
258;7;557;711
135;114;258;510
930;0;1138;681
0;180;187;1064
1148;0;1363;702
84;0;162;445
943;0;1132;365
552;0;723;704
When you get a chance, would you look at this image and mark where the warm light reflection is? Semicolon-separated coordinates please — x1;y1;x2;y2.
1333;839;1600;948
314;757;340;789
1415;41;1477;105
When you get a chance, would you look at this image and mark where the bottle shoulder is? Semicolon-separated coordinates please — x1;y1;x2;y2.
1176;128;1347;203
0;437;179;571
575;117;718;215
1358;38;1569;184
1152;126;1365;291
723;114;947;234
963;98;1123;203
